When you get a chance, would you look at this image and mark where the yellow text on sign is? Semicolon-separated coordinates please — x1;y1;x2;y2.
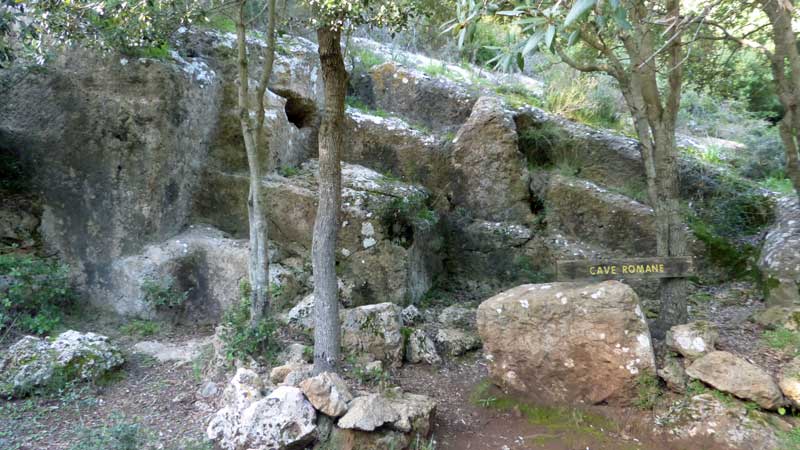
588;264;666;276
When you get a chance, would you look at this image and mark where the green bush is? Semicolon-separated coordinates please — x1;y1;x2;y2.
70;418;148;450
219;291;281;364
0;251;74;335
141;275;190;309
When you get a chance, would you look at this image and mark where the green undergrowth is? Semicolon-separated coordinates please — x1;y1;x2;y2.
470;379;632;448
345;96;391;118
348;46;386;72
218;281;281;365
634;373;663;410
141;275;190;309
68;414;213;450
762;327;800;355
119;320;161;338
779;426;800;450
0;250;75;336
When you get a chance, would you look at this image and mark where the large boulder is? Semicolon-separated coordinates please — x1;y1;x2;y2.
340;303;404;367
477;281;656;405
665;321;719;360
656;393;793;450
336;391;436;436
450;97;532;223
685;351;784;410
758;196;800;307
0;47;221;303
208;369;317;450
194;161;441;306
0;331;123;397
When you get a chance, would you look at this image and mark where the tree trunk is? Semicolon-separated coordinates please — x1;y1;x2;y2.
762;0;800;198
312;26;347;374
236;0;278;328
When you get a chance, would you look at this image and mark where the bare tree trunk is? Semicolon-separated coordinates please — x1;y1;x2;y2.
762;0;800;198
236;0;278;327
312;26;347;374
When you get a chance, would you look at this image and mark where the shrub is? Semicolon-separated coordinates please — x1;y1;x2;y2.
219;291;281;364
0;251;74;335
634;373;662;410
140;275;190;309
69;417;149;450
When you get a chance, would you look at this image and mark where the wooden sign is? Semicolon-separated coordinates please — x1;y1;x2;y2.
556;257;694;281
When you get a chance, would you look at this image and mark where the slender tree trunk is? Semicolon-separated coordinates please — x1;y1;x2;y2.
620;0;688;337
762;0;800;198
312;26;347;374
236;0;278;328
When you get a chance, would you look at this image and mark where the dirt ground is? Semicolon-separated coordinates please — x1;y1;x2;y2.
0;281;790;450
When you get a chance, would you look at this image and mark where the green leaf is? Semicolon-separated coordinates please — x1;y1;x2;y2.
609;0;620;9
516;52;525;71
522;30;545;55
612;7;632;30
567;29;580;46
596;14;606;28
497;10;522;16
545;24;556;49
564;0;596;27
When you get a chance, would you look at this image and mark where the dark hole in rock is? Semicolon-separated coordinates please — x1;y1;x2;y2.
283;95;317;129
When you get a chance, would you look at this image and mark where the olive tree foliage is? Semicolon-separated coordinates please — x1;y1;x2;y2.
446;0;714;335
303;0;415;374
700;0;800;197
0;0;205;67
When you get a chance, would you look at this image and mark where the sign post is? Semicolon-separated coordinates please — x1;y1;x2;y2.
556;257;694;281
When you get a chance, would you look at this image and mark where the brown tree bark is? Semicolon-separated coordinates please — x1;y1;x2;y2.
761;0;800;198
312;26;347;374
235;0;277;327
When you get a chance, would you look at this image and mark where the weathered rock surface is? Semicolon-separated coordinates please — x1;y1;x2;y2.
665;321;718;360
531;170;656;255
336;391;436;435
208;369;317;450
758;196;800;307
656;393;792;450
299;372;353;418
400;305;422;326
477;281;656;405
0;47;220;305
132;337;211;364
450;97;531;222
685;351;784;410
779;356;800;408
0;331;123;397
197;161;440;306
358;62;476;132
0;207;38;243
340;303;404;367
434;328;481;357
438;305;476;330
658;353;688;394
405;329;441;365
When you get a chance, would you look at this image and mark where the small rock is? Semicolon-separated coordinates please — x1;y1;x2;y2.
400;305;422;326
282;365;313;387
172;392;191;404
434;328;481;356
752;305;800;331
340;303;404;367
778;356;800;408
686;351;784;410
365;360;383;373
658;353;688;394
299;372;353;417
279;342;311;364
197;381;218;398
438;305;476;330
405;329;441;365
269;363;308;384
665;321;718;360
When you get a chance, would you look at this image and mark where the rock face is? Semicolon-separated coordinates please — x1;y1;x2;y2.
0;331;123;397
198;161;440;306
656;393;792;450
685;351;784;410
208;369;317;450
298;372;353;418
337;394;400;431
477;281;656;405
340;303;404;367
107;225;253;321
132;337;211;364
0;47;220;302
531;171;656;255
665;321;718;360
450;97;531;222
758;196;800;307
360;62;476;132
434;328;481;357
779;356;800;408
